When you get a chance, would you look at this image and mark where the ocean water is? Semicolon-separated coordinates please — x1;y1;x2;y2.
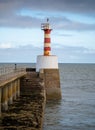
0;63;95;130
43;63;95;130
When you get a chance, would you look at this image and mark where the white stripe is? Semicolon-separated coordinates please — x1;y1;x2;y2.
44;43;51;47
45;34;50;38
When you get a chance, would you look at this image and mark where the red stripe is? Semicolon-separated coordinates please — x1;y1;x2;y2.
44;29;52;34
44;47;51;51
44;38;51;43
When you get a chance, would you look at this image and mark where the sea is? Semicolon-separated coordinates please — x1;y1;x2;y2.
43;63;95;130
0;63;95;130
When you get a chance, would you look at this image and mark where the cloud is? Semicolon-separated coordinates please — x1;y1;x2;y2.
0;44;95;63
48;17;95;31
0;45;42;62
0;0;95;30
0;42;14;48
0;15;41;28
0;0;95;63
57;34;72;37
0;0;95;15
51;17;95;31
52;45;95;63
0;12;95;31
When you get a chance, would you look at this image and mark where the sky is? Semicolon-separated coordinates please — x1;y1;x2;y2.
0;0;95;63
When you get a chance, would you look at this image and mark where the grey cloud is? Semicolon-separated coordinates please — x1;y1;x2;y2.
56;20;95;31
0;14;95;31
0;0;95;14
0;15;41;28
50;17;95;31
0;0;95;30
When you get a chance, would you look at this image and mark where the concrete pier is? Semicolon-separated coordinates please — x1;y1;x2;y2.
8;83;13;105
0;69;26;114
45;69;61;99
0;88;1;116
40;69;61;100
2;85;8;111
0;67;61;129
0;70;46;130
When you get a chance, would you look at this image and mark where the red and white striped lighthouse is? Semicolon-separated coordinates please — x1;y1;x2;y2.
36;19;58;72
41;18;52;56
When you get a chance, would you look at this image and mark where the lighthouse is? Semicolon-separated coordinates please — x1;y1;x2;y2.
42;18;52;56
36;19;61;100
36;19;58;72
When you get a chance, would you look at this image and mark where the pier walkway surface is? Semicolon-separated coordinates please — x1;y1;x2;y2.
0;69;46;130
0;68;26;87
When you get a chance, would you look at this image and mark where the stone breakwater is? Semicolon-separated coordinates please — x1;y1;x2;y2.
0;71;46;130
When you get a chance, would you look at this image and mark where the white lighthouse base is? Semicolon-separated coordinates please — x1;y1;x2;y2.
36;55;58;72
